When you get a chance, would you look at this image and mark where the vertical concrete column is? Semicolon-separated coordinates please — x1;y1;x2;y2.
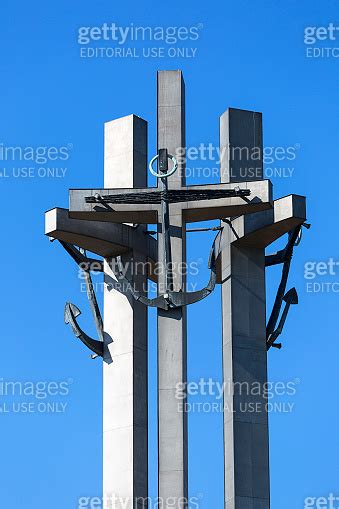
220;109;270;509
103;115;148;508
220;108;263;183
157;71;188;507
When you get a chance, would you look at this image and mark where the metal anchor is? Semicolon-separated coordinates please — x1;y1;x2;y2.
114;149;225;310
58;241;104;357
266;223;310;350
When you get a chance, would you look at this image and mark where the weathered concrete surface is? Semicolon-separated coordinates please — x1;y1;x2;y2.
220;108;270;509
157;70;188;506
219;106;306;508
230;194;306;248
220;108;263;183
45;206;157;264
221;227;270;509
103;115;148;508
214;194;306;283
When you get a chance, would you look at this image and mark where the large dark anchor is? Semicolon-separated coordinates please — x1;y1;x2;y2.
58;241;104;357
266;223;310;350
105;149;231;310
116;229;222;310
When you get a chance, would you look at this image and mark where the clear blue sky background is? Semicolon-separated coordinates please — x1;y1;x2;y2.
0;0;338;507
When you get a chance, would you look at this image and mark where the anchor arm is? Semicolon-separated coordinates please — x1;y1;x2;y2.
116;255;169;310
115;230;221;309
64;302;104;357
165;228;222;307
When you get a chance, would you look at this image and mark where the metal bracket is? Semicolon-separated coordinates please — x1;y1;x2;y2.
58;241;104;357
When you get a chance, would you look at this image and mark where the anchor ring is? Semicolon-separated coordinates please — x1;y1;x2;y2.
149;153;178;178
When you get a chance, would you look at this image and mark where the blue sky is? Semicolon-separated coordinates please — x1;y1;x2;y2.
0;0;338;507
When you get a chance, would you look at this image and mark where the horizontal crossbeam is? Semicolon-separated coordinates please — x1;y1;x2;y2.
69;180;273;224
214;194;306;282
85;188;251;205
45;207;157;281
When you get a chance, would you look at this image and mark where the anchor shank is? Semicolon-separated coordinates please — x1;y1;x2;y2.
266;226;300;338
83;269;104;343
159;148;174;293
267;302;290;348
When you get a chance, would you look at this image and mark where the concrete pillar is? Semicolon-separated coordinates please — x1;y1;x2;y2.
220;108;263;183
103;115;148;508
220;109;270;509
157;71;188;507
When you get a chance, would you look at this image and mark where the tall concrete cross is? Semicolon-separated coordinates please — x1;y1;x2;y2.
45;70;306;509
219;109;306;508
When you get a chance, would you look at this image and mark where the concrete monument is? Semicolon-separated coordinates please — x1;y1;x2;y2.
45;70;307;509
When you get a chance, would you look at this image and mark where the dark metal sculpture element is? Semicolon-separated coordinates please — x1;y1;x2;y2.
85;188;251;205
265;223;310;350
60;241;104;357
266;288;298;350
114;149;227;310
116;230;221;310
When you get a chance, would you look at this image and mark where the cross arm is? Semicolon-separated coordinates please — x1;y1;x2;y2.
225;194;306;248
214;194;306;282
68;179;273;224
69;187;160;224
45;207;157;279
182;180;273;222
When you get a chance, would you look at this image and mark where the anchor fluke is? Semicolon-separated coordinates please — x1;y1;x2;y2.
283;287;298;305
64;302;81;324
64;302;104;357
267;287;299;350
